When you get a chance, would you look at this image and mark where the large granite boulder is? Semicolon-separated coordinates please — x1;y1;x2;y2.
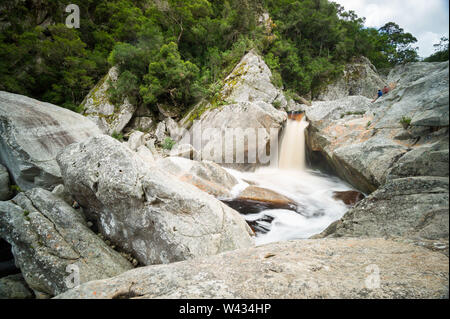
55;238;449;299
56;135;254;266
0;91;102;191
155;157;239;198
80;67;136;135
0;164;11;201
180;50;287;169
317;56;387;101
0;188;133;297
316;177;449;253
308;62;449;254
306;62;449;193
0;274;34;299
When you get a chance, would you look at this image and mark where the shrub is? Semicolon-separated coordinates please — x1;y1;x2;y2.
162;137;176;150
399;116;412;129
111;131;124;141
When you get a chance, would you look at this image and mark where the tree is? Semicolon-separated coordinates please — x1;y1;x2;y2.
140;42;200;109
424;37;449;62
378;22;419;64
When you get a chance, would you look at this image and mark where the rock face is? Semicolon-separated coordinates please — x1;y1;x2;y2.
0;188;133;297
231;185;297;212
0;274;34;299
155;157;239;198
180;50;287;169
308;62;449;253
57;135;254;266
0;91;102;191
317;56;387;101
55;238;449;299
81;67;136;135
319;177;448;245
332;190;365;206
0;164;11;201
306;62;449;193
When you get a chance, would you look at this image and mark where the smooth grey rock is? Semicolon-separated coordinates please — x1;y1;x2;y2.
316;177;449;252
0;164;11;201
81;67;136;135
387;140;449;180
156;157;238;198
0;91;102;191
136;145;155;164
0;274;34;299
165;117;183;141
56;135;254;266
0;188;133;297
126;131;145;152
169;143;198;160
317;56;387;101
374;61;449;129
221;49;287;107
306;62;449;193
180;50;287;169
155;121;167;144
127;116;154;132
55;238;449;299
51;184;73;206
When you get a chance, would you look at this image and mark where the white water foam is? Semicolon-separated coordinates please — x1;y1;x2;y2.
224;116;355;246
226;168;352;245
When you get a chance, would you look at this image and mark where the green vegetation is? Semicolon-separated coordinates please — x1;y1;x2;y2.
424;37;449;62
0;0;425;116
10;184;22;194
162;137;176;150
400;116;412;129
111;131;124;141
341;111;365;118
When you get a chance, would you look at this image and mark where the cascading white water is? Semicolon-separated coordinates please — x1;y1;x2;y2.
224;114;356;246
278;117;309;170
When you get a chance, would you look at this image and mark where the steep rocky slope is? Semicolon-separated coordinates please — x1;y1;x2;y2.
306;61;449;254
179;50;287;169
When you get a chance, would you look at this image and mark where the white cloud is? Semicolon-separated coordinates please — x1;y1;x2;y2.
333;0;449;57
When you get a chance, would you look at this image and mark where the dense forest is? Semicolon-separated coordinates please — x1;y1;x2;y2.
0;0;447;114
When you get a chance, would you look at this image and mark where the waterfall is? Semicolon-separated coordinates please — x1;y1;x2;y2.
278;115;309;170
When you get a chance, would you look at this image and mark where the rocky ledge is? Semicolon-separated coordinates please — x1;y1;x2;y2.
55;238;448;299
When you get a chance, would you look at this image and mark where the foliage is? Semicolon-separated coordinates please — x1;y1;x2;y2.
400;116;412;128
162;137;176;150
424;37;449;62
0;0;424;113
111;131;124;141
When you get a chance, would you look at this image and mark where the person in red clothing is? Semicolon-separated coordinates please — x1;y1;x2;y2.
382;86;390;95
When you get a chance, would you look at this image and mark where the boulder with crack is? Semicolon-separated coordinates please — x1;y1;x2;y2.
317;56;387;101
80;67;136;135
57;135;254;266
306;62;449;193
179;50;287;169
0;188;133;297
0;91;102;191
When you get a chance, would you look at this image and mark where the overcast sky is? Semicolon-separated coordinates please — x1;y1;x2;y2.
332;0;449;58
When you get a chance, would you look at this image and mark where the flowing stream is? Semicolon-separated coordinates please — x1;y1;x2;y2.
225;117;355;246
